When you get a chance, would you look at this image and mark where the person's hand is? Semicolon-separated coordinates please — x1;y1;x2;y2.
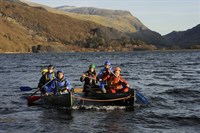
82;73;86;77
106;69;111;74
126;84;130;88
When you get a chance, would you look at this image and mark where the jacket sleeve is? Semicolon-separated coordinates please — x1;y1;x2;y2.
101;71;110;81
120;77;129;87
45;80;56;93
80;72;86;82
80;76;84;82
37;75;45;88
97;69;104;79
65;80;72;91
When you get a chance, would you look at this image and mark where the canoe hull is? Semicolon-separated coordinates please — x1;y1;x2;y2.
80;90;136;106
40;93;74;108
27;93;75;108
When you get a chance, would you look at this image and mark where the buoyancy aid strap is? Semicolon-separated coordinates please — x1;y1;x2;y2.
56;79;67;92
45;73;55;81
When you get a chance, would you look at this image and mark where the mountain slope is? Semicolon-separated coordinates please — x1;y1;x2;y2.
127;29;165;48
0;0;121;52
19;1;163;46
0;0;155;53
164;24;200;49
19;1;146;33
56;6;166;47
56;6;147;33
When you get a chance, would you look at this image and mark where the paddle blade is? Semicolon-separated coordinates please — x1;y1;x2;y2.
27;96;41;105
20;86;32;91
136;91;149;104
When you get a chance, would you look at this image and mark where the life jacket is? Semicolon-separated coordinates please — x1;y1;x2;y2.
85;70;96;85
45;72;55;81
85;70;96;77
54;78;69;95
55;78;67;88
107;75;122;90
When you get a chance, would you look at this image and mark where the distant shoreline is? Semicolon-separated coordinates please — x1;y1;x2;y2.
0;49;200;54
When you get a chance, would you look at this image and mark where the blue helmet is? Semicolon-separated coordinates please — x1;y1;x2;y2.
104;61;111;65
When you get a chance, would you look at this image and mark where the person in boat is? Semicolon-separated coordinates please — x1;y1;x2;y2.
41;68;48;75
80;64;99;96
101;67;130;93
37;65;55;94
97;61;112;93
44;71;72;95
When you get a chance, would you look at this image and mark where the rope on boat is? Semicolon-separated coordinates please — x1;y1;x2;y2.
72;94;133;102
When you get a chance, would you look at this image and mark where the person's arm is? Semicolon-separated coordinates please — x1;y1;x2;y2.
97;69;103;79
120;77;130;88
101;71;110;81
65;80;72;91
80;73;86;82
44;80;55;94
37;75;45;88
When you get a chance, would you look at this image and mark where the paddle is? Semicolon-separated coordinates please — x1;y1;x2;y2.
110;71;149;104
84;76;97;80
135;90;149;104
27;79;54;105
20;86;35;91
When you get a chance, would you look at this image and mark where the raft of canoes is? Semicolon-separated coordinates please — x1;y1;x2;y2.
27;88;137;108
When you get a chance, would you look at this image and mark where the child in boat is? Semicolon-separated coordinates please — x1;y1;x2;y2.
97;61;112;93
44;71;72;95
37;65;55;94
101;67;130;93
80;64;99;96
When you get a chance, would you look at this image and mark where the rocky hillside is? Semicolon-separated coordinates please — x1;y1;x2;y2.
55;6;147;33
127;29;165;48
56;6;166;47
0;0;156;53
163;24;200;49
20;0;164;48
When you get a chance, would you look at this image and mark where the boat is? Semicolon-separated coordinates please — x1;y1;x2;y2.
75;89;136;106
27;92;75;108
26;88;147;107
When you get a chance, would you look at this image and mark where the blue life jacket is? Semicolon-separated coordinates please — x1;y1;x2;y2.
44;77;72;95
45;72;55;81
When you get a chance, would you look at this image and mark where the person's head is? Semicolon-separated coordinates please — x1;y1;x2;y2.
41;68;48;75
104;61;111;70
48;65;54;73
113;67;121;77
89;64;95;72
57;71;64;80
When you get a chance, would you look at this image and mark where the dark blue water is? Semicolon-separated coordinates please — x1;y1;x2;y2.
0;51;200;133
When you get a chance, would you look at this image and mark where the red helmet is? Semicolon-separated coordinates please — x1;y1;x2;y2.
114;67;121;72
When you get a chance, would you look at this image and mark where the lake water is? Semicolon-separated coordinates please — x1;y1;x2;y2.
0;51;200;133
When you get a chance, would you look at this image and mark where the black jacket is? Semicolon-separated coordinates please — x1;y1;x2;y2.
80;70;97;87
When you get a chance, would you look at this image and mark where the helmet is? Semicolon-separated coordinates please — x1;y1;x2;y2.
89;64;96;69
42;68;48;73
114;67;121;72
57;70;64;75
104;61;111;65
48;65;54;69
